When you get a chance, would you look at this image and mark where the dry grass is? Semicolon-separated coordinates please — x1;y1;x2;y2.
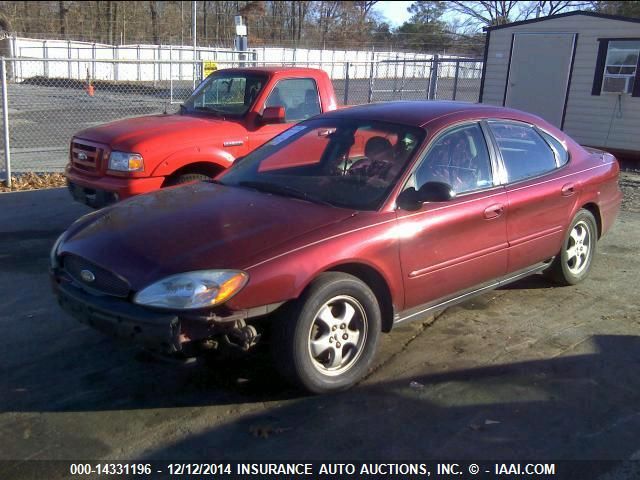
0;172;67;192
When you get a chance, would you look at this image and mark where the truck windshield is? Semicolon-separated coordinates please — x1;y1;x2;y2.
218;119;425;211
182;72;267;116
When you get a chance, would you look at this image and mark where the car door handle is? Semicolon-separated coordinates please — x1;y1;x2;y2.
561;183;576;196
484;203;504;219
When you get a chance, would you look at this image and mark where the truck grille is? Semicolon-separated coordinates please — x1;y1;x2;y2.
63;254;131;298
71;141;107;174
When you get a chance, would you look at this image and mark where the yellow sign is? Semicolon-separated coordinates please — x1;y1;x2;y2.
203;61;218;78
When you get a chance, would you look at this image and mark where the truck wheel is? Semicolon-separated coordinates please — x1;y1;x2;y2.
272;272;381;394
547;209;597;286
166;173;209;186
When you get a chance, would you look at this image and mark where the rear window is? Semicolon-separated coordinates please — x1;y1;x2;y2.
540;131;569;166
489;122;558;183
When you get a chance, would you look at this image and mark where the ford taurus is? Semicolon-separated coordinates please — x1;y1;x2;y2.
50;101;622;393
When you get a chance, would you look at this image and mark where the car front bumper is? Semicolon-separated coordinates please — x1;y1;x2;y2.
54;280;182;354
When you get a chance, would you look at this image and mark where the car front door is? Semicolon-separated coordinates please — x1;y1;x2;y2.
486;121;577;273
397;122;509;311
249;78;322;150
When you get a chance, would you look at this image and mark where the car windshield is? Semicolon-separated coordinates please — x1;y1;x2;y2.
182;72;267;116
218;119;425;210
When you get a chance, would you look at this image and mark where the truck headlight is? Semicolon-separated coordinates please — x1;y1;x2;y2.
133;270;248;310
108;151;144;172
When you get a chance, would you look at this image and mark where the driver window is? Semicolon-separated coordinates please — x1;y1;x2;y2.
264;78;321;122
414;123;493;194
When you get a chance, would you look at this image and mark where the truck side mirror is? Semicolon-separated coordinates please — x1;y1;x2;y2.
261;106;286;124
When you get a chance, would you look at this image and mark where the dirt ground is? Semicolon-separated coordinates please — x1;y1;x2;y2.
0;171;639;479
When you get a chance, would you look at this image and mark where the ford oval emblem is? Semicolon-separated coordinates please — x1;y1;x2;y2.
77;152;88;161
80;269;95;283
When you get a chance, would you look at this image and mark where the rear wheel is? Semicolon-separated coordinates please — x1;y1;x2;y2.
547;209;597;285
272;272;381;394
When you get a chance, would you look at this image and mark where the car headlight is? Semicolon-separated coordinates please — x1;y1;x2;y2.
108;151;144;172
49;231;67;269
133;270;249;310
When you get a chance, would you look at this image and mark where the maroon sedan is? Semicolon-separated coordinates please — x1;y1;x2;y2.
50;101;622;393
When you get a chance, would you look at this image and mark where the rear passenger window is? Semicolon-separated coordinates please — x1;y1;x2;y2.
489;122;558;183
540;131;569;166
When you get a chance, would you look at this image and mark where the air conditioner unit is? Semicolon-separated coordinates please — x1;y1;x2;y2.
602;75;634;94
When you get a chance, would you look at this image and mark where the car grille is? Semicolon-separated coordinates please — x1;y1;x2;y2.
63;254;131;298
71;141;107;175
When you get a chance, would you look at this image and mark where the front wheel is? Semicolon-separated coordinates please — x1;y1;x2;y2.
272;272;381;394
547;209;597;286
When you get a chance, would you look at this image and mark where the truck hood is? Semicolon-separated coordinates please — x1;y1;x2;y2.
60;182;356;291
74;114;247;152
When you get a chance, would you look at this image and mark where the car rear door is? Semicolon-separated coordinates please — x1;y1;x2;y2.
397;122;509;310
486;120;577;273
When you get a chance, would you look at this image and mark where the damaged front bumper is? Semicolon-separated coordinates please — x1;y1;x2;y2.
52;275;284;355
55;281;182;354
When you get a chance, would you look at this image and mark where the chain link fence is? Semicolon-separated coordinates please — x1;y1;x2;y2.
0;56;483;180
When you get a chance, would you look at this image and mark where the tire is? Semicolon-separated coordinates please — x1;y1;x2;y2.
547;209;598;286
166;173;209;186
272;272;381;394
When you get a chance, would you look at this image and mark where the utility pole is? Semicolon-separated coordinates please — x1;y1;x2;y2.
234;15;248;66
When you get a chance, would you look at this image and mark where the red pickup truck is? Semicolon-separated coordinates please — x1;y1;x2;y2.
66;67;339;208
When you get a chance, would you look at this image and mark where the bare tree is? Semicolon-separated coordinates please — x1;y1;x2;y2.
447;1;521;26
58;1;69;36
149;1;159;44
356;1;379;21
521;1;592;19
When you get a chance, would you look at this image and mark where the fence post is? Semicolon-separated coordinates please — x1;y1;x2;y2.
428;54;439;100
400;57;407;100
92;43;96;81
67;40;72;79
170;45;174;104
43;40;49;78
367;59;375;103
452;60;460;101
343;61;350;105
1;58;12;188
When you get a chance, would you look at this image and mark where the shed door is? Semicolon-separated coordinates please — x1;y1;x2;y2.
505;33;576;128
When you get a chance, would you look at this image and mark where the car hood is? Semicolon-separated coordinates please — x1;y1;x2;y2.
60;182;356;291
74;113;247;153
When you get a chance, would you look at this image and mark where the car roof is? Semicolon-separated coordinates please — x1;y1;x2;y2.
321;101;539;128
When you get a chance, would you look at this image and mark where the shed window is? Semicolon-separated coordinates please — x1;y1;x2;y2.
593;39;640;97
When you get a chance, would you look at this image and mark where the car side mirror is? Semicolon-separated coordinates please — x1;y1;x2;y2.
261;106;286;124
396;181;455;211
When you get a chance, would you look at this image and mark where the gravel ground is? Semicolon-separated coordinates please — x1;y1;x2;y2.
620;167;640;213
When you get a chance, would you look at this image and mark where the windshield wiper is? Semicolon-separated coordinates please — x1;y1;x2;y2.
237;180;334;207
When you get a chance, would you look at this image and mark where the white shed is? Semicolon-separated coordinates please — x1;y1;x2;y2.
479;11;640;157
